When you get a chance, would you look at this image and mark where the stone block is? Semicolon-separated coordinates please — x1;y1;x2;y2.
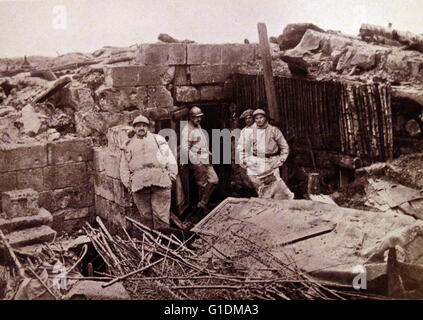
174;66;189;85
39;185;94;213
63;86;95;112
95;194;134;231
103;151;121;179
107;209;126;231
96;86;148;112
161;67;176;85
0;208;52;233
47;137;93;165
74;110;139;138
95;195;110;220
137;43;186;65
187;44;222;65
2;188;39;218
106;125;134;152
43;162;88;190
147;86;174;108
112;179;133;207
59;207;90;221
105;65;172;88
0;142;47;173
16;168;44;191
62;218;89;234
199;85;224;101
138;66;172;86
93;172;115;202
189;65;232;85
175;86;200;102
104;66;139;87
93;147;106;172
222;44;256;65
5;225;56;248
0;172;17;192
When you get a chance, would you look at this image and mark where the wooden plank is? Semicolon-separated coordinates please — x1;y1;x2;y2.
270;224;336;249
387;247;406;298
257;23;280;123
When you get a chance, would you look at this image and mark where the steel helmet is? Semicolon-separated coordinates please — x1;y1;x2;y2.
189;106;204;118
132;115;150;126
240;109;254;120
252;108;266;118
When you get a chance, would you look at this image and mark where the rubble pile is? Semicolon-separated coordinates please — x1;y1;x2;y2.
0;45;138;145
0;228;129;300
276;23;423;84
83;216;349;300
333;156;423;220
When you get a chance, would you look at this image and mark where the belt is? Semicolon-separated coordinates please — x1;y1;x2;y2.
252;151;280;158
132;164;164;171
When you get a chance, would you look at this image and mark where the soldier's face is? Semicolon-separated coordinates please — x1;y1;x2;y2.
255;115;267;128
134;123;149;138
192;115;203;126
245;116;254;126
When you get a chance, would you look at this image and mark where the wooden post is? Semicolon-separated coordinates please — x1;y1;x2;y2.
257;23;280;123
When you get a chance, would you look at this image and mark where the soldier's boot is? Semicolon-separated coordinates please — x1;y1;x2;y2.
182;185;204;229
197;183;216;212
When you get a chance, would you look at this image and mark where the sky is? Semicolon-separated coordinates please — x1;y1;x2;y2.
0;0;422;57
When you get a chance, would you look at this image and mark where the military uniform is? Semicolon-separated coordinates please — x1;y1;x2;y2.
120;131;177;229
180;118;219;209
241;113;292;198
236;122;256;191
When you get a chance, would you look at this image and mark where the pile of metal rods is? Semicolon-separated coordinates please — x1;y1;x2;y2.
83;216;361;300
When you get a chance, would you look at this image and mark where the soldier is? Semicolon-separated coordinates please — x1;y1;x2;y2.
120;115;178;229
241;108;294;199
180;106;219;220
235;109;256;193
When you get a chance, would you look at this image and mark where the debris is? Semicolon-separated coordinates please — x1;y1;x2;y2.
309;194;337;206
81;216;347;300
64;280;131;300
30;70;56;81
0;230;26;279
21;104;43;136
363;220;423;262
33;76;71;103
277;23;324;50
280;55;309;76
158;33;195;44
368;178;423;208
360;23;423;53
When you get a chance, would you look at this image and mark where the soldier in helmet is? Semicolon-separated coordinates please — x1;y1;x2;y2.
180;106;219;222
235;109;256;193
240;108;294;199
120;115;178;229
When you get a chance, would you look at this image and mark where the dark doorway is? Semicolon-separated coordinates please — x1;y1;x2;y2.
171;103;232;214
193;102;231;203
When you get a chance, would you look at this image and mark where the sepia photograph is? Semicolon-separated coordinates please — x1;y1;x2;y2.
1;0;423;307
